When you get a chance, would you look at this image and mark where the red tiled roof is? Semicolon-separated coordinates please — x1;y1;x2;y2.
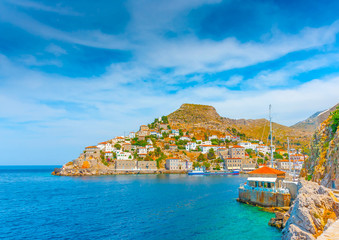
249;166;285;175
232;145;244;148
85;146;98;149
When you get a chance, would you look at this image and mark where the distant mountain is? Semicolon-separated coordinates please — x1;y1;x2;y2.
168;103;312;147
291;103;339;132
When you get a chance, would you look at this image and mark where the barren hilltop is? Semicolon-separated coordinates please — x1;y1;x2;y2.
168;103;312;147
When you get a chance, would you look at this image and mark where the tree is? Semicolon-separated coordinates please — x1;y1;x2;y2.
207;148;215;160
162;116;169;124
273;152;283;159
203;161;211;170
193;162;201;168
245;149;253;155
165;145;169;150
211;139;219;145
197;153;205;162
214;164;221;170
114;143;121;150
257;158;263;164
155;147;161;157
179;129;183;137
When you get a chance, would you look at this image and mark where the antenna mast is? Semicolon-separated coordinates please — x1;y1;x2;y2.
269;104;273;168
288;137;291;173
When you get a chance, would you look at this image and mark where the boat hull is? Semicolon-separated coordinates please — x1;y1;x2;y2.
188;171;239;176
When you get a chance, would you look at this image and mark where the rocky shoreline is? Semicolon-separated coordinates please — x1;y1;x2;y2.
267;180;339;239
52;167;187;176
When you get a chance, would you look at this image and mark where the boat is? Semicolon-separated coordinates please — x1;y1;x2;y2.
188;168;239;176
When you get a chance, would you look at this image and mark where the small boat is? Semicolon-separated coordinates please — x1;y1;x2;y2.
188;168;239;176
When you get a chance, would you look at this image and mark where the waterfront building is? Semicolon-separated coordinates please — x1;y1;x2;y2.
238;166;291;207
225;158;242;170
136;161;157;170
241;158;256;171
115;160;136;171
165;158;192;170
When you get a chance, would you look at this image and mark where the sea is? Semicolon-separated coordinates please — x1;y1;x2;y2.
0;166;281;240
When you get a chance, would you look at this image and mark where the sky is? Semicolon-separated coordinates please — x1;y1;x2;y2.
1;0;339;165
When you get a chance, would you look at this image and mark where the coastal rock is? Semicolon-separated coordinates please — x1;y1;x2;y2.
281;180;339;240
301;106;339;189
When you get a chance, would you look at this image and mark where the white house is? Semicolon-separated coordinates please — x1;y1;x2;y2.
185;142;197;151
129;132;136;139
238;141;257;151
209;135;218;140
200;140;212;145
138;147;147;154
171;129;180;136
105;151;113;158
117;151;133;160
200;145;220;154
146;145;154;152
179;136;191;141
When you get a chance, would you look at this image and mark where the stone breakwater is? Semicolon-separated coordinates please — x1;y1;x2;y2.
280;180;339;240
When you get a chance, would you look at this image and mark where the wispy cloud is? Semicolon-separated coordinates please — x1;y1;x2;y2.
5;0;82;15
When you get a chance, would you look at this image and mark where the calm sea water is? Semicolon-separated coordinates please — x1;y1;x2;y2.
0;166;281;240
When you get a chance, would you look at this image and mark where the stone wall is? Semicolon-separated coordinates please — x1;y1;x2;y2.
238;188;291;207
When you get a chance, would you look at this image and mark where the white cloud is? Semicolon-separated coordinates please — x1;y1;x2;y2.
45;44;67;56
244;52;339;89
5;0;82;15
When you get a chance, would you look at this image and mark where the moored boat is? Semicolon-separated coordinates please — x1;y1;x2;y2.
188;168;239;176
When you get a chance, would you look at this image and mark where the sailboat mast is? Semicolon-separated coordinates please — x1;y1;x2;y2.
288;137;291;173
269;104;273;168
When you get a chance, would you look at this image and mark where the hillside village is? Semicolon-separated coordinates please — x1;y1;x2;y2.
55;110;308;176
52;104;312;176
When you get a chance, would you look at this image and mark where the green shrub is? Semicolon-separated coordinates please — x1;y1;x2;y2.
330;107;339;133
306;174;312;181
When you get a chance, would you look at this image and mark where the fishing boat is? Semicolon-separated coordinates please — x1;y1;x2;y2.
188;167;239;176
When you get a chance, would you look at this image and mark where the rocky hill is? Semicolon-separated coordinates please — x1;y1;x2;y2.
301;105;339;188
168;104;223;124
292;103;339;132
168;103;312;147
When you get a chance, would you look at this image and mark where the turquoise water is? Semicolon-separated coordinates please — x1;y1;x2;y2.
0;166;281;239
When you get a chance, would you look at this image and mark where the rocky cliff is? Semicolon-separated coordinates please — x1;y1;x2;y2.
281;180;339;240
301;106;339;188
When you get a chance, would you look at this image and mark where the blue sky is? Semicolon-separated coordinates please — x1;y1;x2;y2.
1;0;339;165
